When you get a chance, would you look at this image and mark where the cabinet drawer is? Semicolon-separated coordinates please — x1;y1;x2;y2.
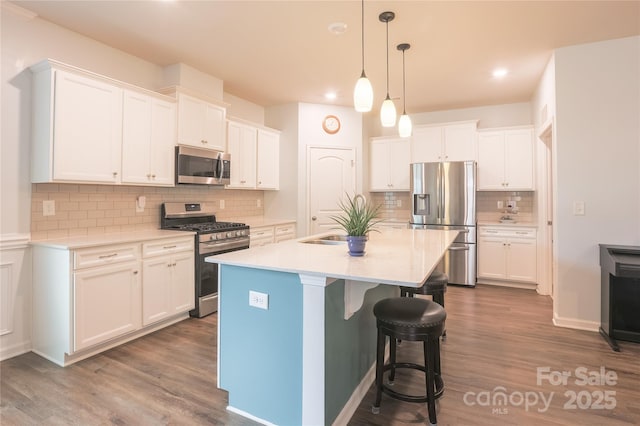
479;227;536;239
74;244;140;270
142;237;194;258
275;224;295;236
251;227;274;240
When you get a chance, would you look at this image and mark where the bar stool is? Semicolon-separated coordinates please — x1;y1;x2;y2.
400;271;448;337
372;297;446;425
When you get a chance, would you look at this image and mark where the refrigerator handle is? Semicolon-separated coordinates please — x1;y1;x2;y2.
439;163;445;220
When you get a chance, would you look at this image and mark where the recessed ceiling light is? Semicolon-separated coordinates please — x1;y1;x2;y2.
328;22;347;35
325;92;337;100
492;68;509;79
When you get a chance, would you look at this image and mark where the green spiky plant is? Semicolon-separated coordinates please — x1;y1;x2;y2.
329;193;383;237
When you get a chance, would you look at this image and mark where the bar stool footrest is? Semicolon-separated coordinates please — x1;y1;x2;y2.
381;362;444;402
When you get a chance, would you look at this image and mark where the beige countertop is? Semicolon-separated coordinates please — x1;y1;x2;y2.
207;227;458;287
30;229;195;250
237;217;296;228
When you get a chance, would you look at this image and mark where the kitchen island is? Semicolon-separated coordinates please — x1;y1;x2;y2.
207;227;458;426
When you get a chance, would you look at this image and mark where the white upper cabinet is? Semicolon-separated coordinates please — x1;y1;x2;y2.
30;59;177;186
370;137;411;192
411;121;477;163
477;126;534;191
227;119;280;190
227;120;257;188
122;90;176;186
177;92;226;151
256;128;280;190
31;66;123;183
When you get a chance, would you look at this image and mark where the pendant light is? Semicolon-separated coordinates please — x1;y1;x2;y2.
353;0;373;112
397;43;412;137
379;11;396;127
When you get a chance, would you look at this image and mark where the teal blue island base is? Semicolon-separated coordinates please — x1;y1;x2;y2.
219;265;397;426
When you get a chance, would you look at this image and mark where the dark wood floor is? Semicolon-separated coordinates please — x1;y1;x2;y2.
2;285;639;425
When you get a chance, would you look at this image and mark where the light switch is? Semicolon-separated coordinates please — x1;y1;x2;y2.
573;201;585;216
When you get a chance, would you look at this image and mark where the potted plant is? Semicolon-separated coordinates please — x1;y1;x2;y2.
330;193;383;256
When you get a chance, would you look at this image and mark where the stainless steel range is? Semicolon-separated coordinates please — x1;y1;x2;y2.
161;202;249;317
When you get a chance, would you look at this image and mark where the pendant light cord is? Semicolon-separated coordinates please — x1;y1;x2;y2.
402;48;406;114
361;0;365;71
385;19;390;97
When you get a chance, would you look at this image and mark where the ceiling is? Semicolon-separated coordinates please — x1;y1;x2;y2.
10;1;640;114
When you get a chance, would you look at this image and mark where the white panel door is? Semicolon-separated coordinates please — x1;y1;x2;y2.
369;139;389;191
411;126;442;163
170;251;195;314
444;122;476;162
203;103;226;151
227;121;257;188
74;261;141;351
477;132;505;190
122;90;152;184
256;129;279;190
308;147;356;235
149;99;177;186
142;256;172;326
389;138;411;190
477;237;507;279
177;93;206;148
504;129;534;190
507;238;537;282
53;70;122;183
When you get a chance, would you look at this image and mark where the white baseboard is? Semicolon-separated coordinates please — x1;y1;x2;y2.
553;314;599;332
0;339;31;361
226;405;276;426
476;279;537;290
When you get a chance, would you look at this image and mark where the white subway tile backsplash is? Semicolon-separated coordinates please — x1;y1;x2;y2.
31;184;265;240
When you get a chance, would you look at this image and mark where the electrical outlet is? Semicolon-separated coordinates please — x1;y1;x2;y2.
135;195;145;213
257;199;262;208
396;199;402;207
497;201;503;209
220;199;225;209
43;200;55;216
249;290;268;310
573;201;585;216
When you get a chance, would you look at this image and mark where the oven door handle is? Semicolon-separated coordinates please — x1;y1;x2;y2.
200;238;249;255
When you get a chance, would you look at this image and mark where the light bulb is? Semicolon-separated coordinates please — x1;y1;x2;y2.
353;74;373;112
380;97;397;127
398;114;412;137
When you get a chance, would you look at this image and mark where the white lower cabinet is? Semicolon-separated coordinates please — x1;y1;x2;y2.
250;222;296;246
250;225;275;247
274;223;296;243
74;260;142;351
32;234;194;366
478;227;537;283
142;249;195;326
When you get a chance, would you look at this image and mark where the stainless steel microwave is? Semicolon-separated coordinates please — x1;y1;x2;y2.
176;146;230;185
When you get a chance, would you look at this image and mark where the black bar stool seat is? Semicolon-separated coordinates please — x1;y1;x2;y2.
372;297;446;425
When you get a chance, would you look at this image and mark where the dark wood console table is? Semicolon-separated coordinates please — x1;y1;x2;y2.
599;244;640;352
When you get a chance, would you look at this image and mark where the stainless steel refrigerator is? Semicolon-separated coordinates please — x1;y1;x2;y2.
410;161;476;286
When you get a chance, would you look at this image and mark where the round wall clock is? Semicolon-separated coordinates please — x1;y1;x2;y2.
322;115;341;134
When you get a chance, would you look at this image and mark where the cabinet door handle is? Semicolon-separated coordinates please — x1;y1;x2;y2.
151;174;156;179
133;270;139;275
201;139;208;144
163;245;177;249
113;172;118;177
515;231;529;235
98;253;118;259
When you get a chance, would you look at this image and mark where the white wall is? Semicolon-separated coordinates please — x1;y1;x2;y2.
264;103;363;236
553;36;640;329
264;103;300;232
531;55;557;297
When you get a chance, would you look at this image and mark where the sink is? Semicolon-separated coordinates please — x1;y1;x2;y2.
300;234;347;245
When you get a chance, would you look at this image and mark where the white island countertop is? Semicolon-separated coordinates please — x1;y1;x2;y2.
207;227;459;288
